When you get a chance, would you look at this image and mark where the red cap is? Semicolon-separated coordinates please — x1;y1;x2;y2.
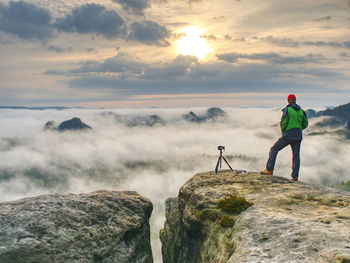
287;94;296;101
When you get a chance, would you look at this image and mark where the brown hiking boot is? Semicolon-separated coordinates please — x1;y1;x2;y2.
291;177;299;182
260;169;273;175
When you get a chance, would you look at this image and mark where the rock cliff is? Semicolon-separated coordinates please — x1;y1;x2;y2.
0;190;153;263
160;171;350;263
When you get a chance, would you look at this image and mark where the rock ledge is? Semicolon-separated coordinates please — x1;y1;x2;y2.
160;170;350;263
0;190;153;263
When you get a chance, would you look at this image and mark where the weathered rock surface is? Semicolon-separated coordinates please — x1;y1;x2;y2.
160;170;350;263
0;190;153;263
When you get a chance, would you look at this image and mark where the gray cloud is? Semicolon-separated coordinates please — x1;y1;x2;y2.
201;34;218;41
112;0;150;15
69;52;146;75
128;20;170;46
53;4;125;39
339;52;350;58
261;35;350;49
60;54;342;97
260;36;300;47
302;41;343;48
47;45;73;53
0;1;52;40
216;52;327;64
312;16;332;22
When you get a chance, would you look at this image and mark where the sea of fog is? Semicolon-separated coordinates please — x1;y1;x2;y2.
1;107;349;262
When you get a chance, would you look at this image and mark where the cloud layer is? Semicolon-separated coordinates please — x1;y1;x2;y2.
44;52;345;99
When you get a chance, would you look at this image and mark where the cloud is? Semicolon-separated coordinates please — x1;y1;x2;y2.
339;52;350;58
112;0;150;15
43;51;347;99
68;52;146;75
259;36;300;47
216;52;327;64
128;20;170;46
312;16;332;22
261;35;350;49
47;45;73;53
339;0;350;7
0;1;53;40
55;53;343;98
302;41;343;48
1;107;349;202
200;34;218;41
53;4;125;39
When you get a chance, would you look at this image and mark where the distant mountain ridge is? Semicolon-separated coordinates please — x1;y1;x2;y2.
306;102;350;138
307;102;350;123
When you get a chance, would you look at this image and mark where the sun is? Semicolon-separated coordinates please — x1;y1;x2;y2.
176;26;212;59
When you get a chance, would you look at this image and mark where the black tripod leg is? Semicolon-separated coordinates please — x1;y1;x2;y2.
215;156;221;174
222;156;234;171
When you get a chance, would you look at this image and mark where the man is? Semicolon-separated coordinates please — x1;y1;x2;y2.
261;94;308;181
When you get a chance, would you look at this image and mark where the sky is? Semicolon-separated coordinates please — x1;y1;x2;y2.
0;0;350;108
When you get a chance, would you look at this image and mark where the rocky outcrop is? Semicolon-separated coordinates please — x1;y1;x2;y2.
182;107;227;123
160;171;350;263
57;117;92;131
44;117;92;131
0;190;153;263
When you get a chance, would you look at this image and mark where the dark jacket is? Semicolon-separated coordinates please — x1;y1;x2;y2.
280;102;308;140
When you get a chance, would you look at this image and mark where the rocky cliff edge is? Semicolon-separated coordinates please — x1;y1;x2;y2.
160;170;350;263
0;190;153;263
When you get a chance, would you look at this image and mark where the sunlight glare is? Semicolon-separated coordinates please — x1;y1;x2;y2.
176;26;212;59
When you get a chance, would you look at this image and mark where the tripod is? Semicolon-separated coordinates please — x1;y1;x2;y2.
215;146;233;174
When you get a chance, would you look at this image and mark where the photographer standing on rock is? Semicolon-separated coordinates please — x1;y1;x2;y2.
261;94;308;181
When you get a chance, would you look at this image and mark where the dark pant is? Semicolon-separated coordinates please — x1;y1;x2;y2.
266;138;301;179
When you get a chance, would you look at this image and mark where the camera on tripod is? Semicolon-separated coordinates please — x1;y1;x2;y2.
215;145;233;174
218;145;225;151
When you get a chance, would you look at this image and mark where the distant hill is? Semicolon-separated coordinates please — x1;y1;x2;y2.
306;102;350;134
44;117;92;131
320;102;350;122
182;107;227;123
307;102;350;123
